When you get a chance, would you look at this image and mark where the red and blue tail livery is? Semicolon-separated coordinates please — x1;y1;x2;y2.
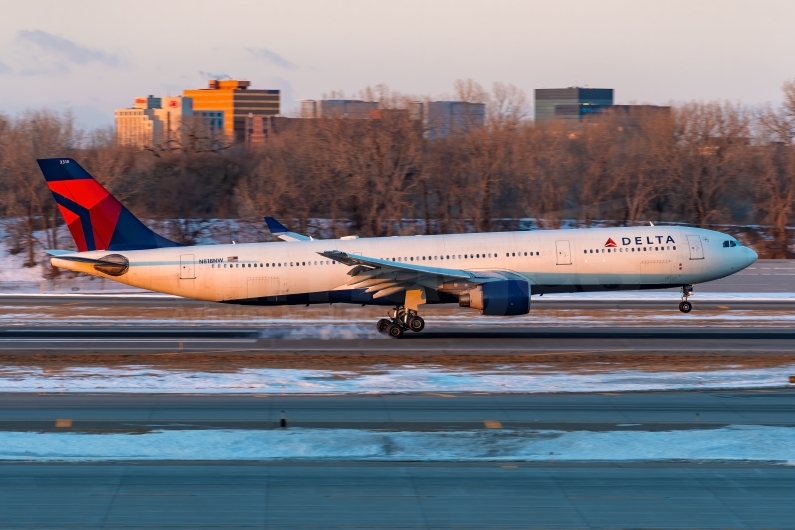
37;158;180;251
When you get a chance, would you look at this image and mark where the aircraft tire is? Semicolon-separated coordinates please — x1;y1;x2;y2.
408;316;425;332
387;323;404;339
679;301;692;313
377;319;391;334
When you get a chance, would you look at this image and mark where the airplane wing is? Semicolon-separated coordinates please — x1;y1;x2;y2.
264;217;313;242
317;250;509;299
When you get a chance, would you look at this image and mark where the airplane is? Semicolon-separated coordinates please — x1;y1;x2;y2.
37;157;758;338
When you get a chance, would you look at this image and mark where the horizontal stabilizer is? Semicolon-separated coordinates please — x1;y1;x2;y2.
51;255;114;266
43;249;73;256
264;217;313;242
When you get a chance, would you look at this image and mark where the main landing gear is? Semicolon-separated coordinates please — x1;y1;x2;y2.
679;284;694;313
377;306;425;338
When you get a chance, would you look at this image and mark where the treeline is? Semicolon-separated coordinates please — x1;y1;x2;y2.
1;80;795;270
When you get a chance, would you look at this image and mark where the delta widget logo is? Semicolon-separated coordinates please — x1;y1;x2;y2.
604;238;617;247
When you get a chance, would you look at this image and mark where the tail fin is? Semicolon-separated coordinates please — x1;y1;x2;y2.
37;158;182;252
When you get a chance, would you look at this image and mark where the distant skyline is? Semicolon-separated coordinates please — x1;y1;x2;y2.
1;0;794;128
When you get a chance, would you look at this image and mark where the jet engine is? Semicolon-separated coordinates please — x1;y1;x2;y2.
458;280;530;316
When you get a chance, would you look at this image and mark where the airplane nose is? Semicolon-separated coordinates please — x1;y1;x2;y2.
746;247;758;266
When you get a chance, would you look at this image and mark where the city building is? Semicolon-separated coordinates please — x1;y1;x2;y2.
296;98;484;139
185;79;280;142
534;87;614;122
300;99;379;119
424;101;486;139
115;95;227;150
116;95;194;149
115;98;161;149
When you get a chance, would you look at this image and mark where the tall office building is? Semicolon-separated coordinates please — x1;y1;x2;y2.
424;101;486;139
116;95;195;149
115;95;226;150
185;80;280;142
300;99;379;119
534;87;614;122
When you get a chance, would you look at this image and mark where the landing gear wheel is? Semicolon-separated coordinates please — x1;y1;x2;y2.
377;318;391;334
679;301;692;313
387;323;404;338
408;316;425;332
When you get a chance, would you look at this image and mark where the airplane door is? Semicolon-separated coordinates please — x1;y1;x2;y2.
555;240;571;265
687;236;704;260
180;254;195;279
247;277;280;299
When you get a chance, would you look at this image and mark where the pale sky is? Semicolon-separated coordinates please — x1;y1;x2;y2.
1;0;794;128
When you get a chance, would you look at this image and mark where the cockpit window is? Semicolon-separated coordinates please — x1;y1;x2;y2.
724;240;739;248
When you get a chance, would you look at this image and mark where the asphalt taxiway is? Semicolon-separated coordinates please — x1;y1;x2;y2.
1;326;795;355
1;390;794;528
2;462;793;529
1;390;793;432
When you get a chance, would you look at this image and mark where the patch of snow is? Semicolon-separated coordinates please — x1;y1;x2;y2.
2;364;792;394
1;425;793;463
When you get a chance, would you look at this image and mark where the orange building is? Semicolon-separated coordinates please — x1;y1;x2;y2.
184;80;280;142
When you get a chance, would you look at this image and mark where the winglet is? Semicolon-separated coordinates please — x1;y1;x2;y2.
264;217;313;242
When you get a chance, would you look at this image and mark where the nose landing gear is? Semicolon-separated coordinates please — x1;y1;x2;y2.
377;306;426;338
679;284;694;313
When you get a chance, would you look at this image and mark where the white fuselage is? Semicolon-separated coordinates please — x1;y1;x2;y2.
51;226;756;305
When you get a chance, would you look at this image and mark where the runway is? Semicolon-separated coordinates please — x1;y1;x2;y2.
1;325;795;354
1;390;794;432
1;265;794;528
2;462;793;529
1;390;795;528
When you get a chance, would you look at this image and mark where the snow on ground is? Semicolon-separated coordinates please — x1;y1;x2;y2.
1;425;793;463
2;364;793;394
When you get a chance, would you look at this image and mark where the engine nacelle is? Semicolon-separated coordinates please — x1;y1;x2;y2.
458;280;530;316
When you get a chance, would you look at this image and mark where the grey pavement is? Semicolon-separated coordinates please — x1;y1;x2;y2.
1;462;793;528
1;390;793;433
1;326;795;354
